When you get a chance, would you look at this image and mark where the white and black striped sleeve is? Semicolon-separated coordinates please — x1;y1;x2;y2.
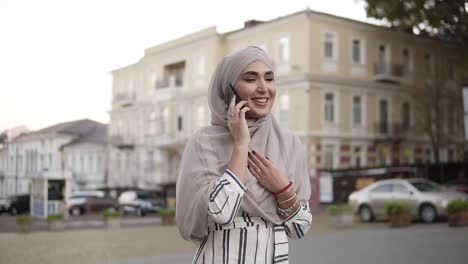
207;169;246;226
283;202;312;240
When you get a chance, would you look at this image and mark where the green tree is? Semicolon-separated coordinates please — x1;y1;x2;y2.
361;0;468;47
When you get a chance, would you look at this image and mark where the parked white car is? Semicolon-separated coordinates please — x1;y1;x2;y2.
118;190;162;216
348;178;468;223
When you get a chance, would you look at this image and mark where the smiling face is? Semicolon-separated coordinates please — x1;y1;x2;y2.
234;60;276;120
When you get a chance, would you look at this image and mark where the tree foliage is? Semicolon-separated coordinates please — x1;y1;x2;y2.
362;0;468;46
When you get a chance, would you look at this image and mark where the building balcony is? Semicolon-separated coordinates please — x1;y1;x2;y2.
114;92;136;107
153;77;184;102
374;122;412;142
110;135;135;149
373;62;406;83
146;133;188;151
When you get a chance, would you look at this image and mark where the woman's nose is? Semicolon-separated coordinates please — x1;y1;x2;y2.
256;80;267;92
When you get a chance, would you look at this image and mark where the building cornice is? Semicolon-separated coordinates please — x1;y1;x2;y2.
276;73;413;94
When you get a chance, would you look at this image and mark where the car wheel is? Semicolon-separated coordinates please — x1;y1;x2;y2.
70;207;82;216
136;208;143;216
359;205;374;222
419;204;437;223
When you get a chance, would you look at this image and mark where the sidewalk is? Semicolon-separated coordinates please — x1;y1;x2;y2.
0;210;384;264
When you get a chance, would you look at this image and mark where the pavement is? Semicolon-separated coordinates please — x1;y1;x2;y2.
1;211;467;264
106;224;468;264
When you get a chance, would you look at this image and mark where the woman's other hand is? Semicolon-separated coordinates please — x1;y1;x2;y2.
247;151;290;193
227;96;251;148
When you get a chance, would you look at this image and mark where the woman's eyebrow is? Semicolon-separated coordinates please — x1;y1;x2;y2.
242;71;274;76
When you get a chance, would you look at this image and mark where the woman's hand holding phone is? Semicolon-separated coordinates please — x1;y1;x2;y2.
227;95;251;148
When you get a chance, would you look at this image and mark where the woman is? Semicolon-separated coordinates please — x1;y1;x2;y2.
176;46;312;264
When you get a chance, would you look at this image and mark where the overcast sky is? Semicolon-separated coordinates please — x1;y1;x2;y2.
0;0;380;131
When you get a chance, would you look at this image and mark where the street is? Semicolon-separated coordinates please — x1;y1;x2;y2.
107;223;468;264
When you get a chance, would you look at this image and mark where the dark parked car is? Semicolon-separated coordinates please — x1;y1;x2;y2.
8;194;30;215
445;179;468;194
68;191;117;216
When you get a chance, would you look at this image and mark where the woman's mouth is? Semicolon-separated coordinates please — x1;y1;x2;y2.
251;98;269;107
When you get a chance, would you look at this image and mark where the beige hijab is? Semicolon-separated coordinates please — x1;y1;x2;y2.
176;46;310;242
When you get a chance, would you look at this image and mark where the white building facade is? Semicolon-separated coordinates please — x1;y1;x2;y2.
0;119;108;197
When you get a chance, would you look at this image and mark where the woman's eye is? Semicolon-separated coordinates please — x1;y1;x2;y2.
266;78;274;82
245;78;255;82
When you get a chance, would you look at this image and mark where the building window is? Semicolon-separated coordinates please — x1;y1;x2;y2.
351;39;363;64
353;146;362;168
324;145;335;169
424;53;432;76
402;48;413;72
378;45;387;64
425;148;432;163
377;146;388;166
379;99;388;133
177;116;183;132
323;33;336;60
352;96;362;126
402;102;410;130
324;93;335;123
276;36;290;65
279;93;289;125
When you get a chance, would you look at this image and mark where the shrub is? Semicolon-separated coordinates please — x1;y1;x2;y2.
447;199;468;212
385;202;410;216
159;208;175;216
102;208;121;218
16;215;32;225
47;213;65;222
327;204;353;215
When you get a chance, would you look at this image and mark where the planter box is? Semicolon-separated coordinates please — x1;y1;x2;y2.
448;209;468;227
161;214;175;225
17;223;30;234
48;221;65;232
388;212;411;228
329;212;355;228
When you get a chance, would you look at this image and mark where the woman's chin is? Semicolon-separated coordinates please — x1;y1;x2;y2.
246;110;270;120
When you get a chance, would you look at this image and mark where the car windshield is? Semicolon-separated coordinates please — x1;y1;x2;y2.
410;181;441;192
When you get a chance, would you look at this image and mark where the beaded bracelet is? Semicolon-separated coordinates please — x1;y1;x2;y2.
277;198;299;217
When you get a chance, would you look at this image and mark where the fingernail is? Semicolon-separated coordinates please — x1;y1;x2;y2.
266;156;270;160
247;165;251;169
252;150;256;155
248;152;251;156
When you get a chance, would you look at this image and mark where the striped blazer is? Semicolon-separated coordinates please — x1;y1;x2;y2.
192;170;312;264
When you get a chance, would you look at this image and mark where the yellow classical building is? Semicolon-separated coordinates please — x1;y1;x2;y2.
108;9;467;204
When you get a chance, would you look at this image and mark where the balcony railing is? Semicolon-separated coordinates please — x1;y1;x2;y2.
374;122;413;141
110;135;135;149
114;92;136;101
145;133;189;150
373;62;405;83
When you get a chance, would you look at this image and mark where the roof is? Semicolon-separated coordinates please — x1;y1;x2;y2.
16;119;104;141
61;122;108;148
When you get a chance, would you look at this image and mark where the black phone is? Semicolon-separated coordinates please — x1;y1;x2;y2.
225;83;242;105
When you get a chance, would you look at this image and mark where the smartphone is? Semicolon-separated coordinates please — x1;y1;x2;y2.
225;83;242;105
